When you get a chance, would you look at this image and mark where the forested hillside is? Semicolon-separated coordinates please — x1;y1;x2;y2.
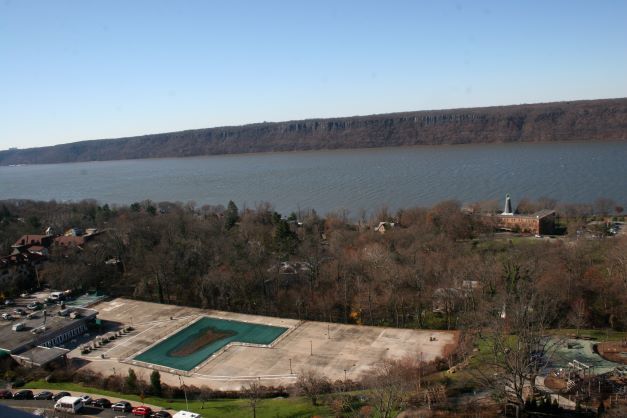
1;198;626;332
2;98;626;165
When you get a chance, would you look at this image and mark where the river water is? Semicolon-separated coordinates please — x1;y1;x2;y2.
1;141;626;215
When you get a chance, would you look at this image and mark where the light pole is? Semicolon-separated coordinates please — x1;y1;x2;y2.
179;375;189;411
289;358;293;374
419;351;423;389
310;340;313;356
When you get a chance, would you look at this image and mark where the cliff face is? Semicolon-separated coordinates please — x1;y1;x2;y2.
2;98;627;165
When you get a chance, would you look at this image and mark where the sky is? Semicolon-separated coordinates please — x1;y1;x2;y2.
1;0;626;150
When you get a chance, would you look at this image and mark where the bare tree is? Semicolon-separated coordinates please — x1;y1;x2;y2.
365;359;420;418
568;298;589;337
242;380;264;418
295;368;330;406
475;278;561;408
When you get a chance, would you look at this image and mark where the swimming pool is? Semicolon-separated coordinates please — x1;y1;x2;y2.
134;317;288;371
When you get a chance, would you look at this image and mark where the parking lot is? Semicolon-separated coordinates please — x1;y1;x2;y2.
0;389;175;417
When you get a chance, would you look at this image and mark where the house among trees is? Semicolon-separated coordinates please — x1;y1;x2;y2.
493;194;556;235
1;226;100;286
11;234;55;250
374;221;396;234
266;261;312;287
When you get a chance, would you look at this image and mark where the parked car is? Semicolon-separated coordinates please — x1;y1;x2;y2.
13;390;34;400
53;391;71;401
112;401;133;412
172;411;201;418
54;396;84;414
4;299;15;306
152;411;172;418
13;308;26;316
1;313;13;320
0;390;13;399
131;406;152;416
34;391;54;400
26;302;42;310
91;398;112;408
79;394;92;404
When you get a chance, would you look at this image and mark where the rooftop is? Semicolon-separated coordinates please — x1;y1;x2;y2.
12;345;69;366
12;234;53;248
496;209;555;219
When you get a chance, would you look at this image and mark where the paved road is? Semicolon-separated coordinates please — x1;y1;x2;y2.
0;398;134;417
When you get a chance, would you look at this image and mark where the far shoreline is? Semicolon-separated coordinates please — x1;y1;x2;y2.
2;137;626;169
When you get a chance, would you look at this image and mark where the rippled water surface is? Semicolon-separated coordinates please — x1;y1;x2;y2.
1;141;626;214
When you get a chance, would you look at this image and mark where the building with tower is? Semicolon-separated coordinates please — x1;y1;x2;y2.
494;194;556;235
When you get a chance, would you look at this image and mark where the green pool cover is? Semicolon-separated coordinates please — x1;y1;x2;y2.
134;317;287;371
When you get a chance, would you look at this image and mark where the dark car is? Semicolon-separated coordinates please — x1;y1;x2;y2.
152;411;172;418
34;391;53;400
92;398;112;408
112;401;133;412
0;390;12;399
13;390;34;400
4;299;15;306
53;391;71;401
13;308;26;316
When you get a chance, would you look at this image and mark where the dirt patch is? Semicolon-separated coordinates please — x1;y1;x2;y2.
169;327;235;357
596;341;627;365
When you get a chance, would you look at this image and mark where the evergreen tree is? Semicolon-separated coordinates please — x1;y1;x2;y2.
225;200;239;229
150;370;162;396
126;368;138;393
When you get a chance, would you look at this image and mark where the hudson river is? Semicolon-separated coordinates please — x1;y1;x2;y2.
1;141;626;215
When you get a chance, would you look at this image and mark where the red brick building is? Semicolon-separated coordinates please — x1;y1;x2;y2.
496;209;556;235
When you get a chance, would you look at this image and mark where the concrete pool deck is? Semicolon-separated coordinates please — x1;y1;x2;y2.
71;298;457;390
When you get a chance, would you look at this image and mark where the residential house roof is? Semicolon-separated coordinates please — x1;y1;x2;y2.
12;235;53;248
54;235;87;247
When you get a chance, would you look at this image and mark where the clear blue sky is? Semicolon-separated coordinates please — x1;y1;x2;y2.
1;0;626;150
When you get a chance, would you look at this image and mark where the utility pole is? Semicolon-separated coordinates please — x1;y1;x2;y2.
310;340;313;356
289;358;292;374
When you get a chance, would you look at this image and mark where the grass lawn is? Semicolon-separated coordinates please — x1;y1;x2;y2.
24;380;331;418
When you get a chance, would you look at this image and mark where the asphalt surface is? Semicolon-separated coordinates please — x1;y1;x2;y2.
0;398;152;417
